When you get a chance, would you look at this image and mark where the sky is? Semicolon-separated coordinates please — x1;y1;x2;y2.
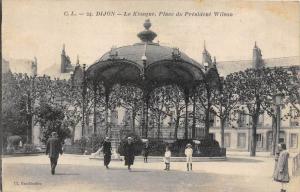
3;0;300;74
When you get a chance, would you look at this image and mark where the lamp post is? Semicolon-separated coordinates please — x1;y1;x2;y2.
141;55;148;138
203;62;211;139
274;93;283;148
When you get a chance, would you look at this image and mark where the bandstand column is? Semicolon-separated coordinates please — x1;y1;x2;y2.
82;64;87;137
104;86;111;136
141;55;149;138
93;81;97;134
184;89;189;139
192;89;196;138
141;90;149;138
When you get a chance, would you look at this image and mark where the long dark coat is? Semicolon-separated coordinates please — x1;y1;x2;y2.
102;141;112;166
273;150;290;183
102;141;112;155
46;137;63;159
124;142;135;166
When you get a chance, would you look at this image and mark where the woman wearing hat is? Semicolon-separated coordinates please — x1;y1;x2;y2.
185;143;193;171
124;137;135;171
102;137;112;169
273;143;290;192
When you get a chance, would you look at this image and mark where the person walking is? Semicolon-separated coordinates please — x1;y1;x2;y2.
46;132;63;175
124;137;135;171
273;143;290;192
102;137;112;169
185;143;193;171
164;146;171;171
142;141;150;163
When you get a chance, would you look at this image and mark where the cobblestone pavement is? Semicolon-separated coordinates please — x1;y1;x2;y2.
2;154;300;192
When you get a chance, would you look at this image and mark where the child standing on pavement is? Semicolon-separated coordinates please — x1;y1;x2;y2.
164;146;171;171
185;143;193;171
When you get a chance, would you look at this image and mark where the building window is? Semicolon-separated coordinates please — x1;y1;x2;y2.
256;134;263;148
209;112;216;127
237;133;246;148
290;108;300;127
237;111;247;127
196;127;205;138
209;133;215;140
279;132;286;143
290;134;298;148
224;133;231;147
257;114;264;127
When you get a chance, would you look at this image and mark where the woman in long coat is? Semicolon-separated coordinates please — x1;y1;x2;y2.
102;137;112;169
124;137;135;171
273;143;289;192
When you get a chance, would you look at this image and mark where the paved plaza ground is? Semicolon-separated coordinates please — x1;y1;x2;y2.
2;152;300;192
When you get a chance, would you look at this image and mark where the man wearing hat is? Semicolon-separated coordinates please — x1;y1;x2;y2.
46;132;63;175
124;137;135;171
185;143;193;171
102;137;112;169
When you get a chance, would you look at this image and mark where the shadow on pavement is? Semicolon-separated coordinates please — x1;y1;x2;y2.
129;170;152;173
226;157;263;163
54;173;80;175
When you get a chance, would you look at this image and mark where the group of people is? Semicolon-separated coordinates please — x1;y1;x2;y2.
100;136;135;170
45;132;291;192
163;143;193;171
45;133;194;174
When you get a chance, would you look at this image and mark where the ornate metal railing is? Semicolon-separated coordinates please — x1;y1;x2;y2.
292;153;300;176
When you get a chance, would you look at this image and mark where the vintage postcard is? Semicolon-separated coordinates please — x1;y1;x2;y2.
1;0;300;192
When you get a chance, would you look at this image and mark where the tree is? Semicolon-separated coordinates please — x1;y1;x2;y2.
148;86;169;139
118;85;143;132
36;102;71;144
234;67;297;156
165;85;186;139
259;67;300;155
211;75;240;148
2;73;22;138
195;79;219;139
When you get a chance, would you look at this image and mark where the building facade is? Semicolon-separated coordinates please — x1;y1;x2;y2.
210;105;300;153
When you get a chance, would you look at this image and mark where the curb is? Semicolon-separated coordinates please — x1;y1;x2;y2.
89;156;227;162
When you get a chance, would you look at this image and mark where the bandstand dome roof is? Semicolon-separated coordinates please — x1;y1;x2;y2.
86;19;217;89
98;42;202;69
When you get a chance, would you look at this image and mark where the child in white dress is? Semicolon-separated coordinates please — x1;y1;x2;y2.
164;146;171;171
185;143;193;171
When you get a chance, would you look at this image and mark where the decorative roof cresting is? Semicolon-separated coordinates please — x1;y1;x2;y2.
137;19;157;43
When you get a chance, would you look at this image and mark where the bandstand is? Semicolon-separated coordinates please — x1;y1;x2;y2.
72;19;220;141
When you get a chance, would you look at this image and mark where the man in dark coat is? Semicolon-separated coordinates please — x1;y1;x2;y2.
46;132;63;175
102;137;112;169
124;137;135;171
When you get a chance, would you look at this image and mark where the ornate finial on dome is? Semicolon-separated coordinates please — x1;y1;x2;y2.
137;19;157;43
